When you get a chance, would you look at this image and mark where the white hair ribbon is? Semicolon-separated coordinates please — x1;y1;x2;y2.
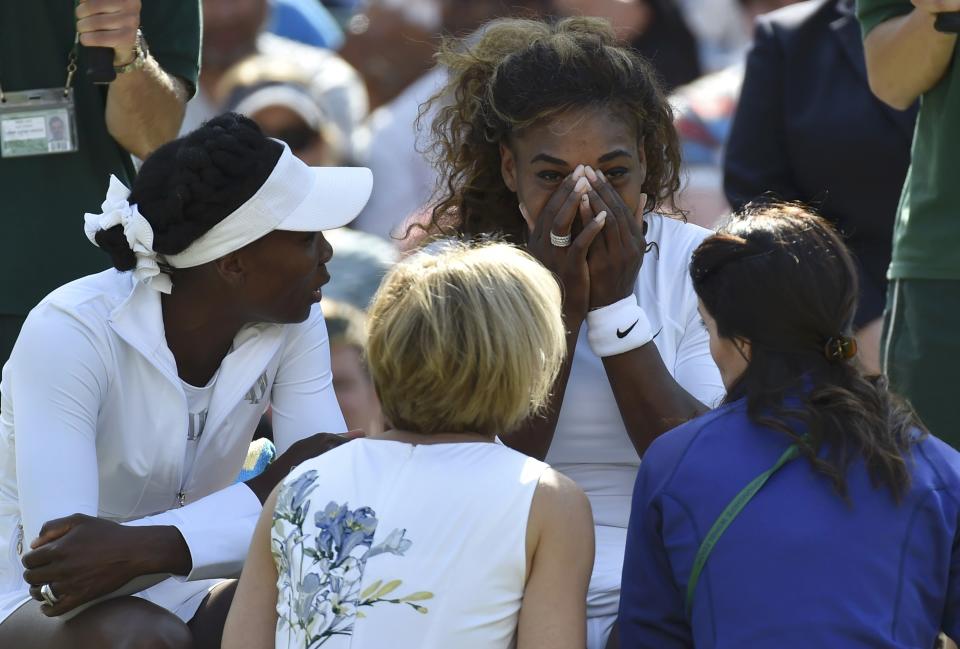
83;175;173;294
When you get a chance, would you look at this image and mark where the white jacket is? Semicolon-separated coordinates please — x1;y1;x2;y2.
0;270;346;622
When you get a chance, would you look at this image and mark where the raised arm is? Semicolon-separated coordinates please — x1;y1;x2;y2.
861;0;959;110
583;177;720;457
76;0;200;158
518;469;595;649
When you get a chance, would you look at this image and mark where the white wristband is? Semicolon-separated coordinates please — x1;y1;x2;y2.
586;296;654;357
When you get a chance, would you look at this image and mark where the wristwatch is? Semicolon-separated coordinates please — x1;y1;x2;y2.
114;29;149;75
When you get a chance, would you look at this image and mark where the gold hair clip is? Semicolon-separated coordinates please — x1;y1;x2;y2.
824;335;857;362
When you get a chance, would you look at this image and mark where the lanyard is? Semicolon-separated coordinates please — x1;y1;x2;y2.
0;30;79;102
685;440;803;617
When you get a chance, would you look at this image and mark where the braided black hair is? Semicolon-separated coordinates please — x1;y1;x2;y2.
94;113;283;271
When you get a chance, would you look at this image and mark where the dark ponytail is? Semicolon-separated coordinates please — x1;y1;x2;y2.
690;203;923;501
94;228;137;271
92;113;283;271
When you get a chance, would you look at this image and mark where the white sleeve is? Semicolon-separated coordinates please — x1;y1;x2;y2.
123;482;261;581
269;304;347;455
11;306;107;545
10;305;264;582
673;284;726;408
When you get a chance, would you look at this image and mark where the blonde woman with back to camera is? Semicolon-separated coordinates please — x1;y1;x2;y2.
222;242;595;649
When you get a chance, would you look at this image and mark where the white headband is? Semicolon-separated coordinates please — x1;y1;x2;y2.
84;143;373;293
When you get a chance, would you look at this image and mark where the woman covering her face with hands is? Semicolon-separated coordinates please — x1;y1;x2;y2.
419;17;725;649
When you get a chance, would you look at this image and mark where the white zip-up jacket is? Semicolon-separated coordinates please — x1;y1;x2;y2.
0;269;346;622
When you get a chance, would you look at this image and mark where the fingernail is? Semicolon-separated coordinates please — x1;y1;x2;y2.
581;193;589;204
597;169;606;182
595;211;607;224
519;203;530;220
572;164;585;180
574;177;590;193
584;166;598;183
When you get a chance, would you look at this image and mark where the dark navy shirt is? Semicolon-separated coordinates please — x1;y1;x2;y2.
619;398;960;648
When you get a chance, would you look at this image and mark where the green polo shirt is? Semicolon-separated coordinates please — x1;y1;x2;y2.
858;1;960;280
0;1;200;316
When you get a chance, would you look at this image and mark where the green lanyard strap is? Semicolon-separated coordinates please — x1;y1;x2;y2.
685;441;802;617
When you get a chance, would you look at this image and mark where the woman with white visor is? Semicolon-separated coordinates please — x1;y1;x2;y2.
0;113;373;649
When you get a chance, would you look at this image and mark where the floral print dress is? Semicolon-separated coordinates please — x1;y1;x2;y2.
271;438;549;649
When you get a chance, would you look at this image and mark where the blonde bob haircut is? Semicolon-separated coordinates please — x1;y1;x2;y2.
366;241;565;437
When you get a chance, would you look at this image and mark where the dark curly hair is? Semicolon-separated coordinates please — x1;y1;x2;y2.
94;113;283;270
690;204;923;501
420;16;683;244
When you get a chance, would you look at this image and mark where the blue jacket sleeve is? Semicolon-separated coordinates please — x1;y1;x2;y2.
618;457;693;648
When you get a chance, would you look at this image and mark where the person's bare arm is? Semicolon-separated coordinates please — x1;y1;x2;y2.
222;484;283;649
517;469;595;649
76;0;189;159
863;1;959;110
601;345;709;456
105;59;189;159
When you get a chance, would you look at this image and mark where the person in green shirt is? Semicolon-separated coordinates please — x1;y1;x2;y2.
858;0;960;448
0;0;200;363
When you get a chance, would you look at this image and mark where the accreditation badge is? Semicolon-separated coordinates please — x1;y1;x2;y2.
0;87;78;158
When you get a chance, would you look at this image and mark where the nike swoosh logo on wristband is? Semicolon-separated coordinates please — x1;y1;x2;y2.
615;324;664;341
617;320;639;338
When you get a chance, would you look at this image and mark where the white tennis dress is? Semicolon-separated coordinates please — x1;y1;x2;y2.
547;214;725;648
271;438;548;649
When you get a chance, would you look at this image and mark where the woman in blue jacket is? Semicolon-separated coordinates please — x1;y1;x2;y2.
618;204;960;648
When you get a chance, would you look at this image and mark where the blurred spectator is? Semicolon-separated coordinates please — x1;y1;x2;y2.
859;0;960;446
669;63;744;227
675;0;751;70
674;0;796;72
322;228;398;309
351;68;446;239
322;299;384;435
323;0;364;27
217;55;349;166
724;0;917;374
337;2;438;111
667;0;805;228
554;0;702;91
0;2;199;363
353;0;552;239
183;0;367;142
268;0;345;49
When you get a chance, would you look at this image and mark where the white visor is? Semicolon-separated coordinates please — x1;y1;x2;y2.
164;141;373;269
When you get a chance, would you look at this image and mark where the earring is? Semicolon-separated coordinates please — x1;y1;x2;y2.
519;203;529;220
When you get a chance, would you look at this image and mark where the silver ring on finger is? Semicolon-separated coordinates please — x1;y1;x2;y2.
40;583;59;607
550;231;572;248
